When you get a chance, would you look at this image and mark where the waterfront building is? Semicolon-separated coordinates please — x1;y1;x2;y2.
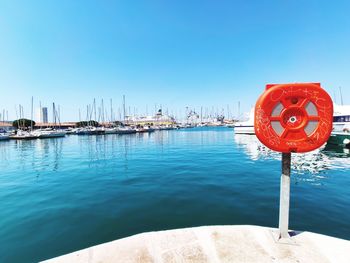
36;107;48;123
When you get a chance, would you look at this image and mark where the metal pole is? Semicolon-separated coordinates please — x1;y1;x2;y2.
279;152;291;239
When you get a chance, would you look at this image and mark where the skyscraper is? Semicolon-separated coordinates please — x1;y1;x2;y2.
36;107;48;123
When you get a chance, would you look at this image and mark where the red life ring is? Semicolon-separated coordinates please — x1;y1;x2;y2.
254;83;333;153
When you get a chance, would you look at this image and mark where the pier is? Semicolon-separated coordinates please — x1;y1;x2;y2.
42;225;350;263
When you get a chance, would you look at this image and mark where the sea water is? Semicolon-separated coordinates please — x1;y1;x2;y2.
0;127;349;262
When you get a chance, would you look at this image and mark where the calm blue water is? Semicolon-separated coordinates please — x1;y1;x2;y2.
1;127;349;262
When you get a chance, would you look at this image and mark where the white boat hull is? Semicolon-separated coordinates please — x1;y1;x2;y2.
234;125;255;135
0;135;10;141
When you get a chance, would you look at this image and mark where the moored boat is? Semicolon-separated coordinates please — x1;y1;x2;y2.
234;108;255;135
0;133;10;141
76;126;105;135
158;125;177;130
332;104;350;132
326;104;350;147
33;128;66;138
327;132;350;148
104;127;118;134
116;127;137;134
65;128;77;135
136;126;155;133
9;130;37;140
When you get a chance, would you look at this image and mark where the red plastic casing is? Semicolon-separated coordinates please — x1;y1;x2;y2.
254;83;333;153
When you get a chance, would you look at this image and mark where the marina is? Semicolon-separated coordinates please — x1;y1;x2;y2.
1;127;350;262
1;1;350;262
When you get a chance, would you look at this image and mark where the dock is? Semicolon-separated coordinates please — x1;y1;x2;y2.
41;225;350;263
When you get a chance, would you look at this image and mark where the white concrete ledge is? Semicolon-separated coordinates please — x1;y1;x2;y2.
41;225;350;263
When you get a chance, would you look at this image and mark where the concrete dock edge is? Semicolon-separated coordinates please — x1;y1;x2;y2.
41;225;350;263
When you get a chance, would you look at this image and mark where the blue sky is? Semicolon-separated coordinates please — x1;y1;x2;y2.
0;0;349;121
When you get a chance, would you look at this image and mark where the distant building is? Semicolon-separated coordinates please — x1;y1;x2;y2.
36;107;48;123
125;109;176;125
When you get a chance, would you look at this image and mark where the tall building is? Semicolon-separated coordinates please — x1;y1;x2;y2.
36;107;48;123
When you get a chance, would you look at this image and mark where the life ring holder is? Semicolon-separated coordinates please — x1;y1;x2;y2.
255;83;333;153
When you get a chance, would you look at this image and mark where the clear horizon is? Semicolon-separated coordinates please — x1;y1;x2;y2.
1;0;350;122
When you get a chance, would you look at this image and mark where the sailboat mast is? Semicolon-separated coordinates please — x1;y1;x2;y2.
14;105;18;122
339;86;344;105
227;104;230;120
58;105;61;127
93;98;97;122
31;97;34;130
123;95;126;123
21;105;23;128
53;102;56;127
238;101;240;119
39;101;43;128
102;99;105;124
110;98;113;123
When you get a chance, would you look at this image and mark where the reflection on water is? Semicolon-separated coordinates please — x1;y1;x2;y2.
37;138;63;172
234;134;350;184
0;138;64;175
2;131;349;177
323;143;350;156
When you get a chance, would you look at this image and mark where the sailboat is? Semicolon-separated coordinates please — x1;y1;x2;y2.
0;111;10;141
10;101;37;140
34;103;66;138
34;128;66;138
10;129;37;140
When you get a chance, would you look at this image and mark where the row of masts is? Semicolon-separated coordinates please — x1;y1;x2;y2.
6;98;63;129
79;97;243;123
1;87;345;124
0;99;254;124
0;110;9;123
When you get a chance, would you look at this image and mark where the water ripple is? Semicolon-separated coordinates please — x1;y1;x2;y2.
0;127;349;263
